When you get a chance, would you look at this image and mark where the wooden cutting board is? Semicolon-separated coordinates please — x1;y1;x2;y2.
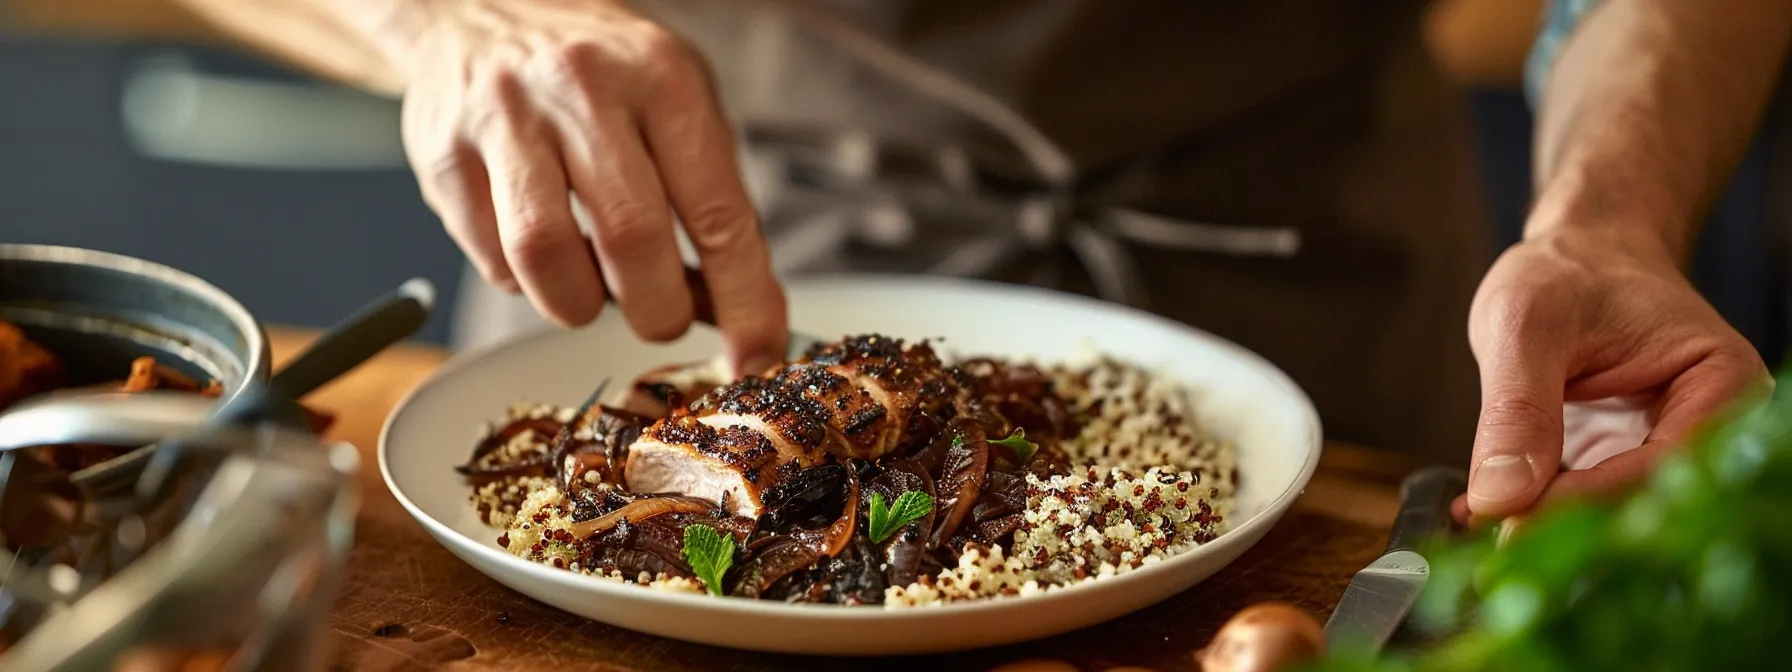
271;327;1411;672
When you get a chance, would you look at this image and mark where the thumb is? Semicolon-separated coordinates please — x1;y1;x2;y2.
1466;335;1568;520
1531;349;1770;510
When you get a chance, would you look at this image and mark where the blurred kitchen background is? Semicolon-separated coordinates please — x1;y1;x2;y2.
0;0;1785;367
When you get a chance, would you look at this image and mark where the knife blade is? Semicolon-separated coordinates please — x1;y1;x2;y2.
1323;465;1467;653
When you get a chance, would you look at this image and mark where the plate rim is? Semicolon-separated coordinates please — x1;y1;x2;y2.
378;273;1324;621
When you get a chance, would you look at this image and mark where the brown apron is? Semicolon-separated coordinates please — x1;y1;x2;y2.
894;0;1492;464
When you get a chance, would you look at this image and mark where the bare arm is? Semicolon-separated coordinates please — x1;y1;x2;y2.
1528;0;1792;262
165;0;437;94
1459;0;1785;522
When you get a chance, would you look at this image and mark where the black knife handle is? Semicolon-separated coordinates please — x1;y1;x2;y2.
268;277;434;402
1384;466;1468;554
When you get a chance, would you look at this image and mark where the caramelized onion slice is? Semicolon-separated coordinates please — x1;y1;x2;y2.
565;495;716;538
731;467;859;598
553;404;648;492
455;417;564;476
817;465;860;558
729;535;822;599
931;420;989;548
759;463;849;531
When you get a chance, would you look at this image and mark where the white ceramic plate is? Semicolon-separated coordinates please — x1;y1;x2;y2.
380;275;1322;656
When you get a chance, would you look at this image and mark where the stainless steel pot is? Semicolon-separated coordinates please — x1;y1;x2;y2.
0;243;271;400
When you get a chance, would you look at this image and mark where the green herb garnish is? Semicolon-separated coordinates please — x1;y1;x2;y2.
681;524;735;596
868;491;935;544
991;428;1037;464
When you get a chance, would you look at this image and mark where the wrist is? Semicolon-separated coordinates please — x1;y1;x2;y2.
1522;163;1695;268
325;0;446;90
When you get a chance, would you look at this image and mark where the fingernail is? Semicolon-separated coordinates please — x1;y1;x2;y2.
1470;455;1534;504
1496;516;1526;548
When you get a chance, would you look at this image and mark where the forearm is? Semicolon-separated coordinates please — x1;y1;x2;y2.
1528;0;1792;263
168;0;440;95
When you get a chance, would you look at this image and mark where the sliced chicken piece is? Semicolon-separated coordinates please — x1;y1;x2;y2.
688;376;834;467
623;413;785;518
795;335;954;460
764;363;895;460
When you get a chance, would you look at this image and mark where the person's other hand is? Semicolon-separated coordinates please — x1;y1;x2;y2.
398;0;787;374
1453;228;1770;526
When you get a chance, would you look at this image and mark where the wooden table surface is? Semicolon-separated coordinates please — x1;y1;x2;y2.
271;327;1415;672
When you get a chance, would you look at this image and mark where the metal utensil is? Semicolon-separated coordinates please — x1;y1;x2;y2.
1323;465;1467;652
132;278;434;499
267;277;435;402
0;391;216;455
59;278;434;493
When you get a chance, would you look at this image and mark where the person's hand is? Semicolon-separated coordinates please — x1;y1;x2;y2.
1453;228;1770;526
396;0;787;374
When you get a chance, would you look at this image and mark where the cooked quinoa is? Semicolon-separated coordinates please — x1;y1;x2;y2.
471;354;1238;606
1046;352;1238;499
466;401;568;528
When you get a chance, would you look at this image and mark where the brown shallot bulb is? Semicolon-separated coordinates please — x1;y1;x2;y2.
1195;602;1326;672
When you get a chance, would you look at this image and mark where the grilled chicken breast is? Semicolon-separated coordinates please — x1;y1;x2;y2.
796;335;952;460
623;414;784;518
624;335;955;518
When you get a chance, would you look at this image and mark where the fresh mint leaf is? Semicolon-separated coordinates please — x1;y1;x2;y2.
868;490;934;544
681;524;735;596
991;428;1037;464
868;492;891;542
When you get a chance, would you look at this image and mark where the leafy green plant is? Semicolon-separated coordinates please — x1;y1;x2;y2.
1302;369;1790;672
868;490;934;543
681;524;736;596
991;428;1038;464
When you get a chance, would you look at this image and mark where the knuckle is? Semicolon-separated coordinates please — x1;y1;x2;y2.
502;215;575;272
1476;396;1559;435
1469;285;1562;355
637;30;708;94
409;144;469;187
538;42;601;92
682;201;758;253
639;26;696;66
1710;345;1772;391
464;70;529;133
593;201;662;252
1484;286;1550;331
401;100;458;151
471;66;524;104
401;113;466;175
